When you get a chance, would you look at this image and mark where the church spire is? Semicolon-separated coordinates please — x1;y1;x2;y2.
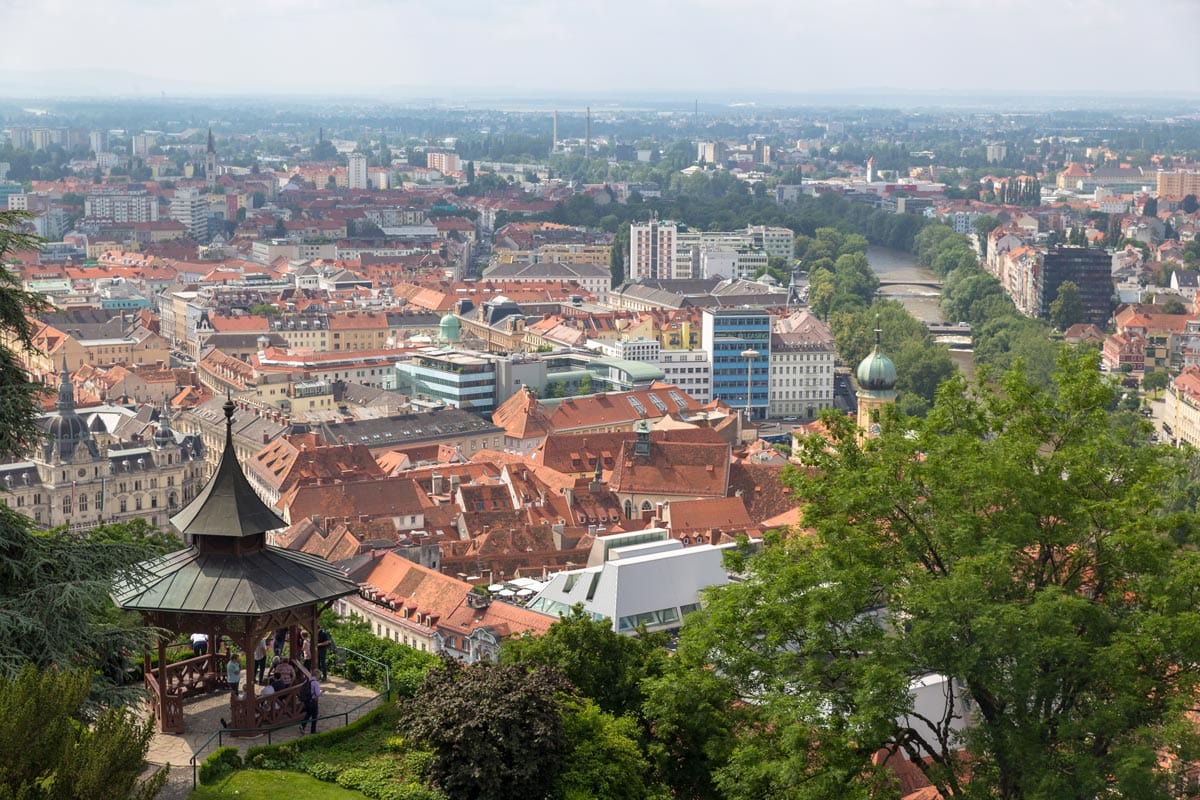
56;357;75;413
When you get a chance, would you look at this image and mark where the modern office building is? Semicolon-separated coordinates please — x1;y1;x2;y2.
395;349;498;413
1041;246;1114;327
701;308;771;419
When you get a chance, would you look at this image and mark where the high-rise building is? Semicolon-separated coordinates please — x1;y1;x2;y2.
629;219;679;281
425;151;461;175
701;308;771;420
132;134;155;158
89;130;108;155
347;152;369;190
1041;246;1114;327
697;141;724;165
986;142;1008;163
170;188;209;242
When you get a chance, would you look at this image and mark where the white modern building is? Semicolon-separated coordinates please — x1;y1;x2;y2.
169;188;208;241
527;529;734;634
629;221;790;282
591;337;711;402
347;153;369;190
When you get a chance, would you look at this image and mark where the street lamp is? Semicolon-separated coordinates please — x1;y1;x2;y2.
740;348;760;421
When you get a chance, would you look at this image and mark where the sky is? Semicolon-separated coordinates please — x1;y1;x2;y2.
0;0;1198;100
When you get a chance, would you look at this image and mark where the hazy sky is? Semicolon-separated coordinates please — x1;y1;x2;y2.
1;0;1198;99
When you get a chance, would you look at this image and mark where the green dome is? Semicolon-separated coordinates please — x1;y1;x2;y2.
438;313;461;343
856;348;897;391
856;322;897;392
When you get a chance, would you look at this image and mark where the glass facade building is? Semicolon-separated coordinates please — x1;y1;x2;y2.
701;309;771;419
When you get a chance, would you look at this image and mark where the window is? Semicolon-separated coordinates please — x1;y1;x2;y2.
79;494;87;512
62;496;71;515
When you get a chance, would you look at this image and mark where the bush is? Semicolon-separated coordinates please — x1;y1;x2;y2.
305;760;341;782
198;746;242;785
321;612;440;698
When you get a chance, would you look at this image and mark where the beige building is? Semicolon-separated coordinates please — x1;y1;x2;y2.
1157;170;1200;200
0;366;206;531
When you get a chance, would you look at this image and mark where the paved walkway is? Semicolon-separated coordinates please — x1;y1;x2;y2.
142;675;382;798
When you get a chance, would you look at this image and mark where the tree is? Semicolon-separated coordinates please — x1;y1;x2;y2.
465;160;475;185
1143;369;1169;394
0;211;53;461
0;666;167;799
1048;280;1085;330
972;215;1000;257
641;656;741;800
402;660;572;800
501;607;665;717
555;699;663;800
1162;298;1188;315
248;303;280;316
1183;194;1198;214
1143;197;1158;217
684;350;1200;799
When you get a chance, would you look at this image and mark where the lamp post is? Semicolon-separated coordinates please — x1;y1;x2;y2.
740;348;760;422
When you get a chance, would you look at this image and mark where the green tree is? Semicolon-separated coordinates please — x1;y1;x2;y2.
1143;197;1158;217
685;350;1200;800
1142;369;1169;395
0;210;53;460
641;656;741;800
402;660;572;800
1048;280;1085;330
248;303;281;316
555;699;663;800
1161;298;1187;315
0;666;167;799
972;215;1000;256
501;607;665;717
1183;194;1198;214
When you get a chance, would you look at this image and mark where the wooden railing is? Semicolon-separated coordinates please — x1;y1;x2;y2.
228;661;313;737
144;669;184;734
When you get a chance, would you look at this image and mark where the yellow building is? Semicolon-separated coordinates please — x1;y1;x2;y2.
854;328;897;440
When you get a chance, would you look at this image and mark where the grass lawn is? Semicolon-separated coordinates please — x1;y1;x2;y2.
190;769;367;799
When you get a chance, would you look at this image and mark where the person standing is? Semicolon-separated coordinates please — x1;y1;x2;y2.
273;627;287;657
253;636;268;685
299;673;321;735
316;628;335;680
226;656;241;698
300;631;312;671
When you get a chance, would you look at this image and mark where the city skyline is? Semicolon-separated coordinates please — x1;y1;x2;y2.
1;0;1198;100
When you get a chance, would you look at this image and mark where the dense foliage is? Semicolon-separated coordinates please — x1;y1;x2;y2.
401;660;572;800
319;612;440;698
0;666;166;799
682;351;1200;799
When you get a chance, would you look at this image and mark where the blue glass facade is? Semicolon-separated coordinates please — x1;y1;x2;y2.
702;309;771;419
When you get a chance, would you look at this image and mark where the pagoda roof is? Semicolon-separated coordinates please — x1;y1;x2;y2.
112;546;357;616
169;397;287;538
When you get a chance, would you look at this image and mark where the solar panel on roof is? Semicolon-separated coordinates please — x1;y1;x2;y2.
647;393;667;413
628;396;646;415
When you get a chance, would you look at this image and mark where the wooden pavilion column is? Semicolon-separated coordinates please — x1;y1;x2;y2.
310;604;320;674
156;635;168;724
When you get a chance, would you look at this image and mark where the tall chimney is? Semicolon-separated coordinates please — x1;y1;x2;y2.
552;111;558;154
585;107;591;162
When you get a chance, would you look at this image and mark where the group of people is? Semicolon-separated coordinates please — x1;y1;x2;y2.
199;627;335;736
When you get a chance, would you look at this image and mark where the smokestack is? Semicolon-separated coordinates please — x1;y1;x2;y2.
585;107;591;161
552;110;558;154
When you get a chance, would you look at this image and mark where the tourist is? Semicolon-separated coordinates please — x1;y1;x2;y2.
253;636;268;684
226;656;241;697
299;673;321;735
275;658;295;686
316;628;335;680
190;632;208;657
300;631;312;671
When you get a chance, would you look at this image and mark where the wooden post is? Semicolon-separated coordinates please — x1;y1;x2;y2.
156;635;168;729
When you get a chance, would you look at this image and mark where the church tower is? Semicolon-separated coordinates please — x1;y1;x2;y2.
855;320;897;440
205;128;218;189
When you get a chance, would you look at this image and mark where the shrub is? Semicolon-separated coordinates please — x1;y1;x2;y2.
305;760;341;782
198;746;242;785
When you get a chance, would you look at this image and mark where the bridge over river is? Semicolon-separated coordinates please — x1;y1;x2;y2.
866;246;975;373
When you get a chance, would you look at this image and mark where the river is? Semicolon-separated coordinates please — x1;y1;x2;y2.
865;246;975;378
